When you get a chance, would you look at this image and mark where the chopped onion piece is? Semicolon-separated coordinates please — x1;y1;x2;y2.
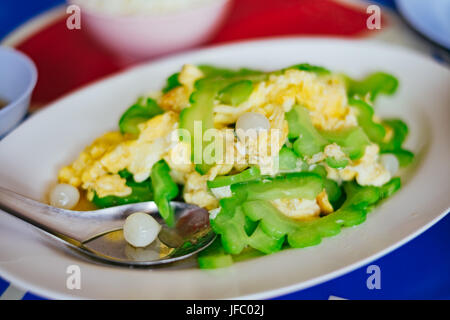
236;112;270;140
381;153;399;177
49;183;80;209
123;212;161;248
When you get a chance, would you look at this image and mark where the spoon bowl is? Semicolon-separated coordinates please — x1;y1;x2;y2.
0;187;216;266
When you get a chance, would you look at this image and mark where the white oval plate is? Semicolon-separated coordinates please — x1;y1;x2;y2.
0;38;449;300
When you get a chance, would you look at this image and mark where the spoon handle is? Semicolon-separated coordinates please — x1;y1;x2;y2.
0;186;134;244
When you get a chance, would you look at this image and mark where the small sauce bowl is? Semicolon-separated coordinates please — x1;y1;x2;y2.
0;47;38;137
69;0;232;62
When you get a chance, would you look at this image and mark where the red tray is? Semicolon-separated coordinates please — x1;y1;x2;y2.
9;0;384;108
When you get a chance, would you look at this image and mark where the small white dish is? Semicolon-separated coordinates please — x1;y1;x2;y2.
0;38;448;299
70;0;232;61
0;47;37;137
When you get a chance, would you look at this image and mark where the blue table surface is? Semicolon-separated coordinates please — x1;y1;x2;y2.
0;0;448;300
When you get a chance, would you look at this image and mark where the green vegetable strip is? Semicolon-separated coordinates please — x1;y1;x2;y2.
379;177;401;199
325;156;348;169
346;72;399;102
378;119;414;166
286;105;328;156
210;206;248;255
197;65;264;79
162;72;181;93
248;224;285;254
92;183;153;208
150;160;179;227
284;63;331;75
207;166;261;189
320;127;370;160
342;181;380;209
286;105;372;161
197;237;233;269
230;172;324;201
287;229;323;248
242;200;298;238
231;247;264;262
119;97;164;135
218;191;247;214
198;240;264;269
218;80;254;106
349;98;386;144
387;149;414;167
198;63;329;80
244;215;258;236
284;100;413;166
213;178;400;259
92;170;153;208
278;146;299;171
212;173;323;254
243;181;385;249
379;119;409;152
181;76;250;174
309;165;342;205
179;80;219;174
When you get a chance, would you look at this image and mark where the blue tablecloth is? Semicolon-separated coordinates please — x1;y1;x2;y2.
0;0;448;300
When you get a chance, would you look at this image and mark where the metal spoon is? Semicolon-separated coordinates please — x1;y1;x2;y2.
0;186;216;266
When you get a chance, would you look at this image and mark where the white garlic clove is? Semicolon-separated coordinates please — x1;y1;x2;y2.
381;153;399;177
123;212;161;248
235;112;270;140
49;183;80;209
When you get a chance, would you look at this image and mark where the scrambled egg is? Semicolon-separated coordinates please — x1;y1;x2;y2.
58;131;126;191
325;144;391;186
270;189;333;221
159;64;203;112
59;112;178;199
183;171;219;210
271;198;320;221
234;106;288;175
101;111;178;183
212;69;357;131
305;143;347;165
58;64;392;221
